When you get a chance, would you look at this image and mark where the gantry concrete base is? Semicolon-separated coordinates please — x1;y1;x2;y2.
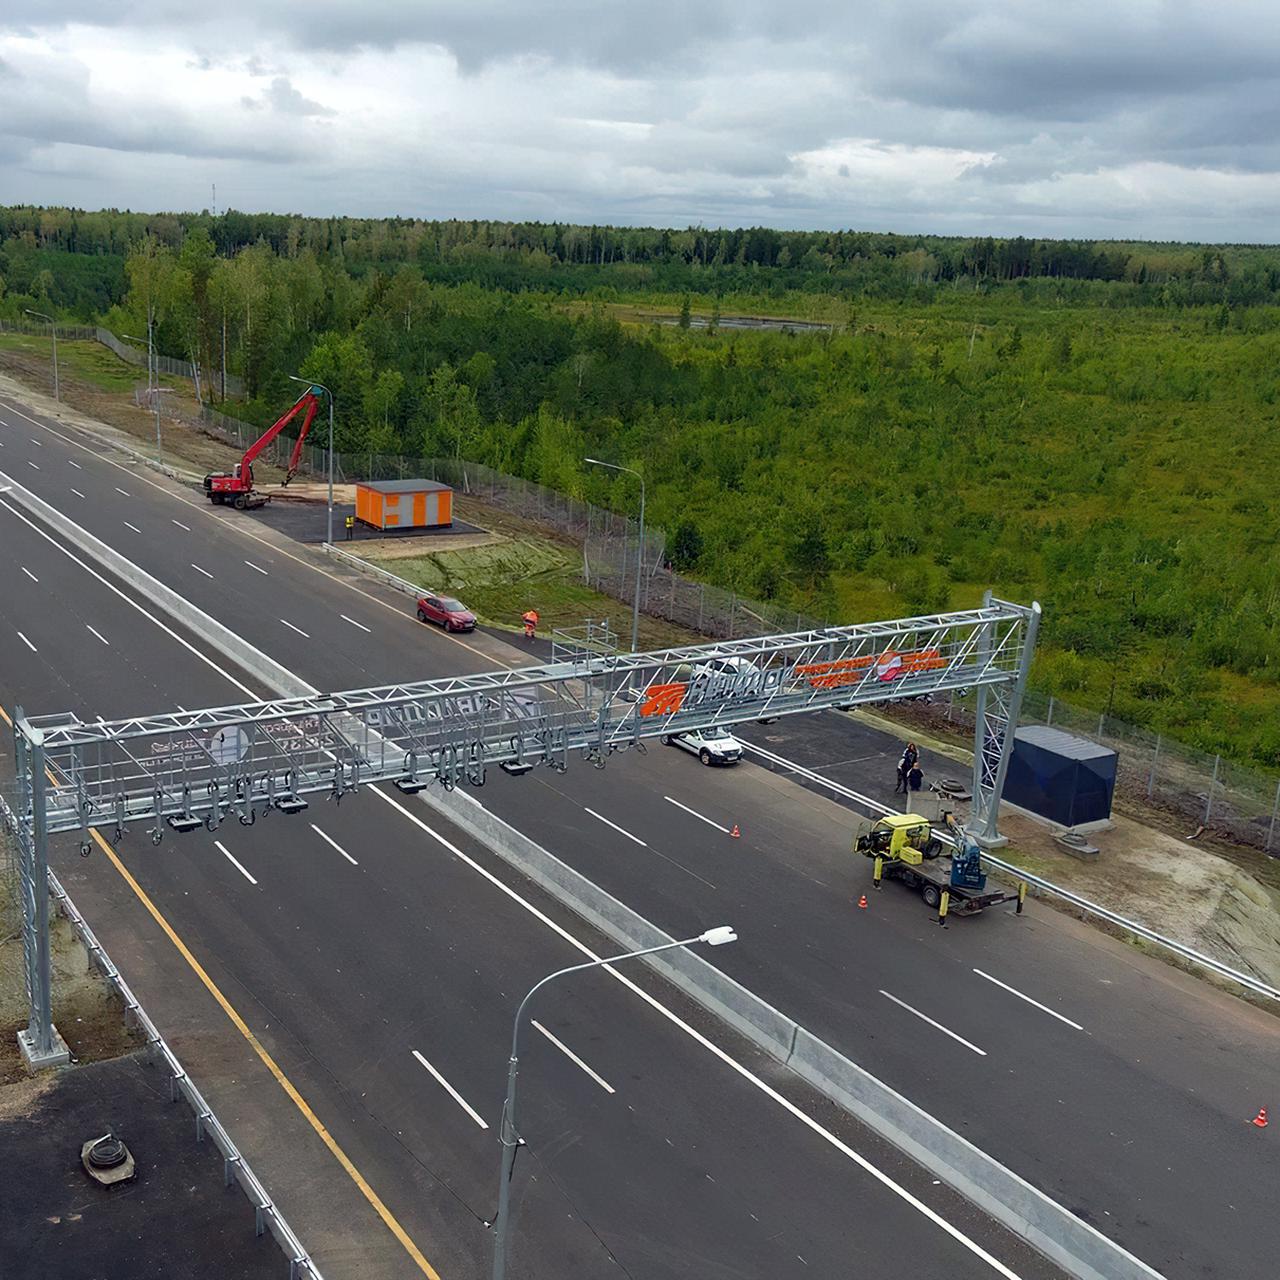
972;832;1010;850
18;1025;71;1070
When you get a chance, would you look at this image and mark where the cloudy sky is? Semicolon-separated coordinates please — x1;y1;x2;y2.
1;2;1278;241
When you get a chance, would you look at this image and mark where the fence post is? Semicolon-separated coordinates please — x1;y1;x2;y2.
1046;696;1055;726
1096;712;1105;737
1204;754;1220;824
1267;778;1280;855
1147;734;1161;800
698;584;704;632
728;592;736;639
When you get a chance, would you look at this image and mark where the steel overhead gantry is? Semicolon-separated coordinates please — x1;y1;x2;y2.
10;597;1038;1064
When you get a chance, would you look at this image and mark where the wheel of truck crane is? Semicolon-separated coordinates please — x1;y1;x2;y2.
234;494;247;510
921;884;942;909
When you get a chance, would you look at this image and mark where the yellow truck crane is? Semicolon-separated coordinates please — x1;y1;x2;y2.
854;811;1027;924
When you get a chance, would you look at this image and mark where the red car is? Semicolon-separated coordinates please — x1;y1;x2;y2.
416;593;476;632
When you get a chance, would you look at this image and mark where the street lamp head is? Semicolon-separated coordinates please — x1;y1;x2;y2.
698;925;737;947
583;456;605;466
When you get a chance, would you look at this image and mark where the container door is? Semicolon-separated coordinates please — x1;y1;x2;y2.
413;492;426;526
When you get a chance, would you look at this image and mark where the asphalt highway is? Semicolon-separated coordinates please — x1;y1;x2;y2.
0;421;1061;1276
3;390;1277;1277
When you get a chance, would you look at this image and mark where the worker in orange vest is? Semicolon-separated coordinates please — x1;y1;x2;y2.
522;609;539;640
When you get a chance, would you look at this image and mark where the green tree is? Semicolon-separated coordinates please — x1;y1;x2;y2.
669;518;704;570
678;294;691;330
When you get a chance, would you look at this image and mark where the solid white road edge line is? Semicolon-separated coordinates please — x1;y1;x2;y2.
86;625;110;646
340;614;372;633
584;807;647;846
281;619;310;638
411;1049;489;1129
972;969;1084;1032
0;442;1090;1275
532;1020;616;1093
16;631;37;653
373;785;1022;1279
213;839;259;886
0;496;259;699
663;793;730;834
310;823;359;866
880;990;987;1057
1;396;503;667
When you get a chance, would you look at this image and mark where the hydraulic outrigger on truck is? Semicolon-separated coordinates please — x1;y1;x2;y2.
855;810;1027;925
203;388;323;510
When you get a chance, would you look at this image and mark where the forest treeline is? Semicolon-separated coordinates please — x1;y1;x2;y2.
1;204;1278;766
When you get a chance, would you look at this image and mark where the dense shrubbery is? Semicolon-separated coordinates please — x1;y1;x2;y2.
2;205;1277;764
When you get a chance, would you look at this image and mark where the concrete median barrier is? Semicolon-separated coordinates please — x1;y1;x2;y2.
0;470;1165;1280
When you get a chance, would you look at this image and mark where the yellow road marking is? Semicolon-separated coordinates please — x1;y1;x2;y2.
5;698;435;1274
84;829;443;1277
86;828;444;1277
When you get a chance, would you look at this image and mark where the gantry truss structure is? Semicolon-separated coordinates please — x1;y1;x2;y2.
10;594;1038;1063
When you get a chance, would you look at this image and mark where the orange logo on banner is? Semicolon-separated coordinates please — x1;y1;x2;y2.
639;683;689;717
795;648;946;690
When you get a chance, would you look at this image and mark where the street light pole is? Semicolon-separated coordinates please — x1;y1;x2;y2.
150;387;174;468
490;925;737;1280
24;309;58;401
288;375;335;543
584;457;646;652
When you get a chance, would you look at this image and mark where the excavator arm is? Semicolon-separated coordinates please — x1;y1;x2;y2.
241;390;321;483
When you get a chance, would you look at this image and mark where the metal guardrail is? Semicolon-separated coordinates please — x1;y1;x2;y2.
741;741;1280;1005
48;865;325;1279
321;542;422;598
0;787;322;1278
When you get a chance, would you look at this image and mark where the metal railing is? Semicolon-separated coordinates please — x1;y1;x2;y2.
0;792;321;1277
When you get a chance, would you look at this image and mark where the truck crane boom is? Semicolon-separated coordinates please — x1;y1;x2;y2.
203;389;322;510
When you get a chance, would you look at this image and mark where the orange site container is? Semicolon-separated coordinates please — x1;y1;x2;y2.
354;479;453;531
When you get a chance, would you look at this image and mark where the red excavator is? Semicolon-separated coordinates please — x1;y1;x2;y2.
203;388;322;510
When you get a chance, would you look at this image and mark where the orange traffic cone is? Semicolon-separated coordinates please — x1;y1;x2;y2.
730;824;740;839
858;894;868;909
1251;1107;1268;1128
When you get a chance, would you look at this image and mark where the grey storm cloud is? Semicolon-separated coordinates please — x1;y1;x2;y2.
2;1;1280;239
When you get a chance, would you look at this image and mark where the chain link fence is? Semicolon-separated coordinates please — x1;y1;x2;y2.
177;399;1280;856
0;318;244;399
927;688;1280;857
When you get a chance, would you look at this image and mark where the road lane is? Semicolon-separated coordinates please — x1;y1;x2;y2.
0;486;1052;1279
3;390;1274;1277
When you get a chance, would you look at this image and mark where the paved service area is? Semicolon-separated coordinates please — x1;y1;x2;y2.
0;1052;282;1280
